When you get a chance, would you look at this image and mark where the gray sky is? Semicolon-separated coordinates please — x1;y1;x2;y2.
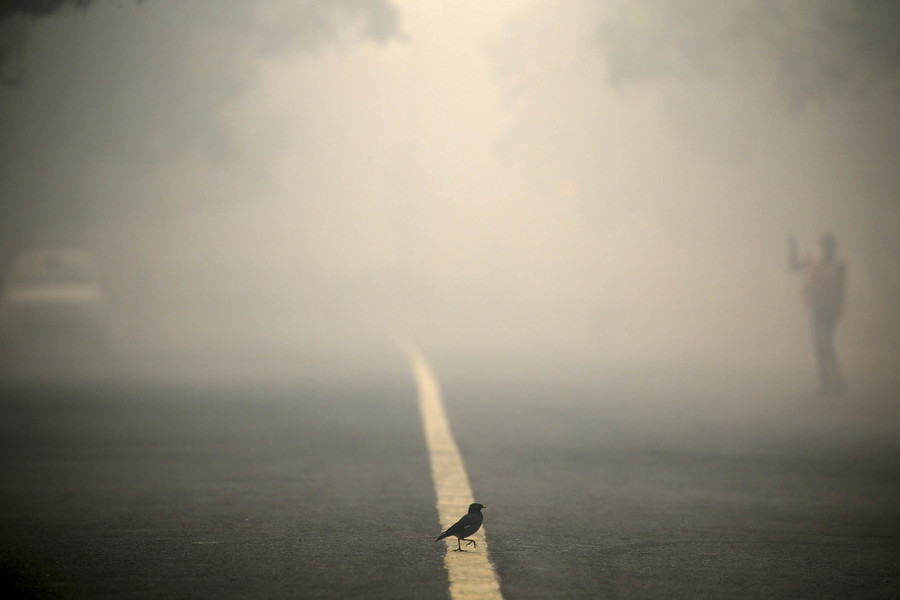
1;0;898;377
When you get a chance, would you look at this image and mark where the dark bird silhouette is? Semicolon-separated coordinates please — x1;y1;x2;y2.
435;503;485;551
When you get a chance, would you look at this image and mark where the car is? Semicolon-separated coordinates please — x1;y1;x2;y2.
0;248;109;352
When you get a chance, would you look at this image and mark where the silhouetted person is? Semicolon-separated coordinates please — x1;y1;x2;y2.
789;233;846;396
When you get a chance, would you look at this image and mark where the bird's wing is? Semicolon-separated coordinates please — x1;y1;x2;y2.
457;513;483;537
441;514;472;538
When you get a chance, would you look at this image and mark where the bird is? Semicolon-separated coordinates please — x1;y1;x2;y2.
435;503;485;551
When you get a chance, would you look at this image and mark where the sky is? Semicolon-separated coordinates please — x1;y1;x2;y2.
1;0;898;380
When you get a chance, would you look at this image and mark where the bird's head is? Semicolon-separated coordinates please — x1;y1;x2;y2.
468;503;485;513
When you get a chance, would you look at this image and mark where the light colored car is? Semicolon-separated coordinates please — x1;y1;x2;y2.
0;248;109;351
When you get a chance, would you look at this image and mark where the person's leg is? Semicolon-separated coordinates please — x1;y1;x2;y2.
814;315;843;396
823;319;844;395
812;316;831;394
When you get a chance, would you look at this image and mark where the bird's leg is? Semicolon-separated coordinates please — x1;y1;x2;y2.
463;538;477;548
452;538;467;552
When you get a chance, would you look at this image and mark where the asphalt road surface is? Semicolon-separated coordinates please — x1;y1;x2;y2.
1;350;898;599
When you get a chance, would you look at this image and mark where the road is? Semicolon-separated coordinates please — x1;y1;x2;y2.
1;349;898;599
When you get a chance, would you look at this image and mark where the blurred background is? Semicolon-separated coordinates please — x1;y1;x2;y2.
1;0;898;385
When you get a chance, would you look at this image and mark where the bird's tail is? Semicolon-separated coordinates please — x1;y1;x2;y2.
434;533;448;542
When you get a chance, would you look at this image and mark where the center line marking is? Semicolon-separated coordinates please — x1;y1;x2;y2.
405;345;504;600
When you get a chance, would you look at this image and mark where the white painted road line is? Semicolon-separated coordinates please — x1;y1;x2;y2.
406;347;504;600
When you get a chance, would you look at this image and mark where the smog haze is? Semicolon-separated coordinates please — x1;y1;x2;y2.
1;0;898;384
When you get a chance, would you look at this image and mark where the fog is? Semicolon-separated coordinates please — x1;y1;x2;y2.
1;0;898;386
